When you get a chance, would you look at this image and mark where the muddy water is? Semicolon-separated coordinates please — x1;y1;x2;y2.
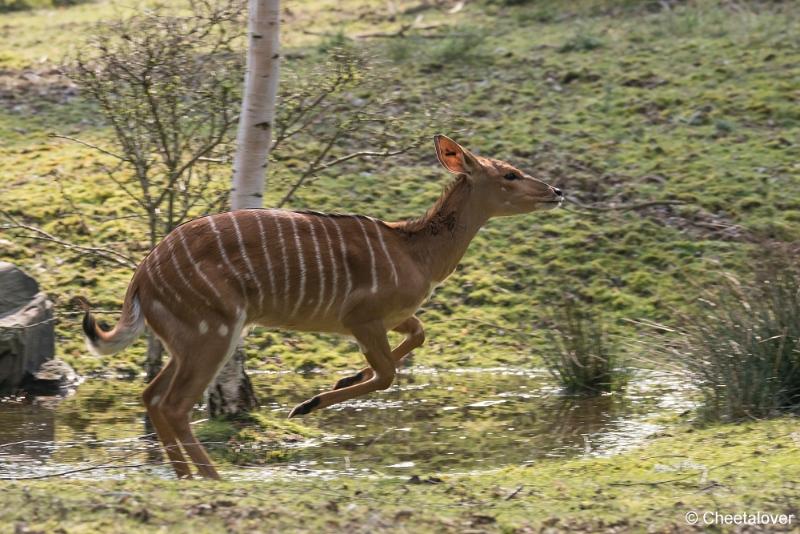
0;367;694;480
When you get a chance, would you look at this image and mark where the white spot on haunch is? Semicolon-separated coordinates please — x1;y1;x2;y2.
150;394;161;407
199;320;209;334
218;324;229;336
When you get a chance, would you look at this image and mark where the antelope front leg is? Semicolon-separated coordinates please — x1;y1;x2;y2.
289;320;394;418
333;316;425;390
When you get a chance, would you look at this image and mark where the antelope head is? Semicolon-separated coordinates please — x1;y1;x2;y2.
433;134;563;217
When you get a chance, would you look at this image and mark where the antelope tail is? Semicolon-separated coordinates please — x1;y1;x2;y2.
73;288;145;356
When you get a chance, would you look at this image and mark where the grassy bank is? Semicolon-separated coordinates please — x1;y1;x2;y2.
3;417;798;532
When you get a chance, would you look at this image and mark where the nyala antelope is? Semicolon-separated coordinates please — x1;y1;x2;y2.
78;135;563;479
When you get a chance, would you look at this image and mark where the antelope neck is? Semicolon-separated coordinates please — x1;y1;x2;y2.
403;176;490;283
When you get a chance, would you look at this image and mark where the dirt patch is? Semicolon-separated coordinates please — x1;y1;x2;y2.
0;67;78;112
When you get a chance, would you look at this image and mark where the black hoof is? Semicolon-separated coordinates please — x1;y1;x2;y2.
334;371;364;390
288;396;320;418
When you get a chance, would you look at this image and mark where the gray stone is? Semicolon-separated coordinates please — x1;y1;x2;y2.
0;262;55;393
20;358;81;396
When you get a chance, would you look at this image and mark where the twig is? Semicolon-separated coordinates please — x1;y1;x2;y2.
565;198;686;213
607;431;798;487
0;448;155;481
355;23;444;39
277;143;419;208
49;134;126;161
0;210;137;269
622;317;679;333
197;156;227;164
608;458;740;487
505;485;524;500
0;463;165;481
0;317;58;330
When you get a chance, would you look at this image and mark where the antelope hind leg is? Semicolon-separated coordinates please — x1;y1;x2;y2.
142;358;193;479
333;316;425;390
290;320;395;418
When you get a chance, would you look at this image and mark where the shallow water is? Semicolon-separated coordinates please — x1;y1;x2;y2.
0;367;695;481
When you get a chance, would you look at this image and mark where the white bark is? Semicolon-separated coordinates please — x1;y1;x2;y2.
231;0;281;210
208;0;281;417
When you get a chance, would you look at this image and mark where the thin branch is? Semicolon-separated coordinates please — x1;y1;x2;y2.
277;142;421;208
0;211;137;269
565;198;686;213
99;163;150;212
0;317;58;329
317;146;416;169
354;23;444;39
0;462;165;481
607;429;798;487
277;131;341;208
49;134;126;161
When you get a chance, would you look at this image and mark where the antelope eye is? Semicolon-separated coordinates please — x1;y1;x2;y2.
504;172;520;181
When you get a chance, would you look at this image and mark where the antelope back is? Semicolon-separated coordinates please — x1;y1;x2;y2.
138;209;404;330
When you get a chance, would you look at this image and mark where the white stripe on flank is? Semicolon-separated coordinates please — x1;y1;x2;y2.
229;212;264;308
274;215;290;313
289;216;307;317
254;212;277;311
150;246;182;302
307;216;326;318
354;217;378;293
370;217;398;286
176;226;222;300
208;216;248;305
319;218;338;317
166;234;211;307
331;219;352;304
143;258;161;299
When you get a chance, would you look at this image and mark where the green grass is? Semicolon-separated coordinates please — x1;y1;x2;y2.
2;417;798;532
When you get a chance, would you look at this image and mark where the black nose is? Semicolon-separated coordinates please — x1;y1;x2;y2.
553;187;563;197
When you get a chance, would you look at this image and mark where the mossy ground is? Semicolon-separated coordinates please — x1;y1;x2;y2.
3;417;798;532
1;0;799;531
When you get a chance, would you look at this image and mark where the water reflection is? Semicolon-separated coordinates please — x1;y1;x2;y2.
0;397;56;473
0;367;695;480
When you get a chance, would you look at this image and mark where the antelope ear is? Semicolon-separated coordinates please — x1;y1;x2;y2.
434;135;479;176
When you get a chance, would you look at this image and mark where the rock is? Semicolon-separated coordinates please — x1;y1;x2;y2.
0;262;56;393
20;359;80;396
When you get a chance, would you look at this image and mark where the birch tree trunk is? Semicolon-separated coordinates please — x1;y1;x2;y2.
231;0;281;209
207;0;281;418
